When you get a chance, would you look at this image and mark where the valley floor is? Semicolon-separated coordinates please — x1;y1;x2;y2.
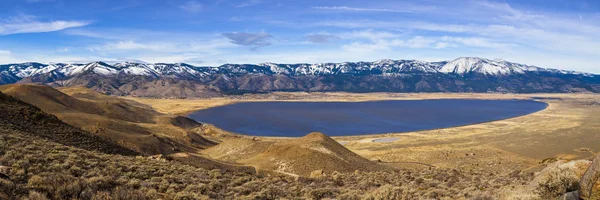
126;92;600;175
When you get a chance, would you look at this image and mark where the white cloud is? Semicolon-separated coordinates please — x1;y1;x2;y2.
339;30;400;40
179;1;203;13
25;0;55;2
341;36;436;52
0;15;90;35
313;6;412;13
313;20;398;29
342;42;389;53
93;40;175;51
90;38;236;54
441;36;514;49
409;23;472;33
236;0;262;8
398;36;436;48
0;50;19;64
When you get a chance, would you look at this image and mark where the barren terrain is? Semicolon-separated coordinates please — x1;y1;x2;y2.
126;92;600;176
3;88;599;199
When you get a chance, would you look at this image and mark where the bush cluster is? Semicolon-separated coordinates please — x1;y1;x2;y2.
0;130;536;199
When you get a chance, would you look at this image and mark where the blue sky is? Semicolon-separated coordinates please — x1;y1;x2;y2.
1;0;599;73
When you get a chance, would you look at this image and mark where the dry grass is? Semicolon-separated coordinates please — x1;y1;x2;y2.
2;88;599;199
0;130;539;199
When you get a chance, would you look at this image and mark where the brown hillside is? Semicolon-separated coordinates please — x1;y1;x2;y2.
202;137;275;163
0;84;215;155
24;75;224;98
0;91;136;155
240;132;391;177
0;84;156;123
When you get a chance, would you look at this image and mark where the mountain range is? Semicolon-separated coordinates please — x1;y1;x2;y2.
1;57;598;97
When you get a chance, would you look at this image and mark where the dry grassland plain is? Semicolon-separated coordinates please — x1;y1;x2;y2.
125;92;600;174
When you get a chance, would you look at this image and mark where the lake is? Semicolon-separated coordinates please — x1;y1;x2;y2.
188;99;548;137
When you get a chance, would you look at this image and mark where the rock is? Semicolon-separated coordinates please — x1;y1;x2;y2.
310;170;324;178
580;155;600;199
562;190;580;200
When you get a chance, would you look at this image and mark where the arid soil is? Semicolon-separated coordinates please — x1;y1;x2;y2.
2;88;599;199
127;92;600;175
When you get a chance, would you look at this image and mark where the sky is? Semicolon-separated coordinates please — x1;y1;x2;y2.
0;0;599;73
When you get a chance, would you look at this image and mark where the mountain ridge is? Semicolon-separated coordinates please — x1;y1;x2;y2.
1;57;594;79
1;57;599;96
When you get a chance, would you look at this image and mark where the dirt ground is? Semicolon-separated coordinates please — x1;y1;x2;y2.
125;92;600;174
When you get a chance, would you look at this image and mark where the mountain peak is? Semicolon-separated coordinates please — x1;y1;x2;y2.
374;59;396;65
439;57;526;76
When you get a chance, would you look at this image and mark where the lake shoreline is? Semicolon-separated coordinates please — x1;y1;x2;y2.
188;99;548;137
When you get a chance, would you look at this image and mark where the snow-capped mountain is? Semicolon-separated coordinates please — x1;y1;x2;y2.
0;57;598;96
0;57;592;80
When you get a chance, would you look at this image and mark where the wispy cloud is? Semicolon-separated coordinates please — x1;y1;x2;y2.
0;50;18;64
313;6;413;13
304;34;339;43
90;38;235;53
236;0;262;8
25;0;55;3
342;35;437;52
222;32;272;50
339;30;400;40
0;15;90;35
179;1;203;13
440;36;514;49
92;40;174;51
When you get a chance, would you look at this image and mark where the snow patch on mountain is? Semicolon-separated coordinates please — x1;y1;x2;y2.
0;57;595;84
439;57;526;75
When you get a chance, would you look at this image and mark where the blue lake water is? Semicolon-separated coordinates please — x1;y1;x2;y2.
188;99;548;137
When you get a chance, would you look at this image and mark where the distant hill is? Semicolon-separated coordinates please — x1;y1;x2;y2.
0;90;136;155
1;57;599;96
0;84;215;155
239;132;390;177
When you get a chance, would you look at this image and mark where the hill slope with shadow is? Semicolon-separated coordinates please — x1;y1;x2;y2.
0;84;215;155
239;132;392;177
0;91;136;155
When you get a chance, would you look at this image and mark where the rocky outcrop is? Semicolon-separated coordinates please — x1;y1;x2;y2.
580;155;600;199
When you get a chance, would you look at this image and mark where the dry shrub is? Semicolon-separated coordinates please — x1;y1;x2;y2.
174;191;210;200
256;185;286;199
0;129;545;200
470;192;494;200
502;193;540;200
363;184;404;200
24;191;49;200
534;165;580;198
498;186;541;200
308;187;338;200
